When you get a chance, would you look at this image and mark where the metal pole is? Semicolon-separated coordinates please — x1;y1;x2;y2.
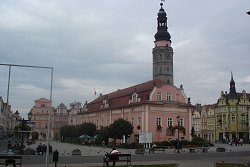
6;65;11;109
45;67;53;167
176;115;180;153
177;125;180;153
0;63;53;166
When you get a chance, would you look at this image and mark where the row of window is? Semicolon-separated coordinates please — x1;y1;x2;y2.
156;92;181;102
216;106;250;112
156;117;184;127
130;117;184;127
217;114;248;122
81;116;185;130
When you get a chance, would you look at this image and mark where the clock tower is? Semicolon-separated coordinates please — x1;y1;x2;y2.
153;3;173;85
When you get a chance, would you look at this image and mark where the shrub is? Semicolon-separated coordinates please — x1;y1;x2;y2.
191;136;209;146
122;142;142;149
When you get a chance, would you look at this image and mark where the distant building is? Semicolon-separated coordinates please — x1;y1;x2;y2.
54;103;69;140
214;73;250;141
199;104;216;142
0;96;21;138
68;102;81;125
192;104;202;138
29;98;55;140
29;99;80;140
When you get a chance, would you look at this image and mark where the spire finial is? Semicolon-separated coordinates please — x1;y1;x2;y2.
160;0;165;8
231;71;234;81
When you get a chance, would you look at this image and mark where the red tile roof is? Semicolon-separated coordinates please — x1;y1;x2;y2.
86;79;165;112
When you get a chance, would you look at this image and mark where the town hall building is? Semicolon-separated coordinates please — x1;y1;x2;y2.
78;3;193;143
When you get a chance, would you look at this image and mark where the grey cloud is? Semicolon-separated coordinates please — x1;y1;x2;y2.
0;0;250;117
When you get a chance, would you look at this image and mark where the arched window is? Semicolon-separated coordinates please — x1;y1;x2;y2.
232;114;235;122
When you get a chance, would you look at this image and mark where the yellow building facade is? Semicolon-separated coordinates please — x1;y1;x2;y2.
215;74;250;141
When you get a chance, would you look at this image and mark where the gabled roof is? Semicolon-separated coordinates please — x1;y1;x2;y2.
86;79;165;112
222;92;250;99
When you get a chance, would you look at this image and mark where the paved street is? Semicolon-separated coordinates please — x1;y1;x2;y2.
1;140;250;167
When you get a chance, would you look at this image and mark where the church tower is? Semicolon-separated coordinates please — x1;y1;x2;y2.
229;72;237;96
153;3;174;85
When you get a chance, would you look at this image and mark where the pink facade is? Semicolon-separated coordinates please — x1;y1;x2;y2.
78;79;193;143
30;98;55;140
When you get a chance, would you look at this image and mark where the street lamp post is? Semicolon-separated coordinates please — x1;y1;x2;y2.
176;115;180;153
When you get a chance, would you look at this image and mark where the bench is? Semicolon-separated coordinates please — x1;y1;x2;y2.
189;147;210;153
149;146;169;154
0;155;22;167
200;147;210;153
135;148;145;155
103;153;132;166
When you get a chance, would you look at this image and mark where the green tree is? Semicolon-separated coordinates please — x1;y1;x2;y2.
191;136;208;146
78;122;96;137
60;125;78;141
96;126;110;145
14;124;31;138
191;126;195;137
109;118;133;144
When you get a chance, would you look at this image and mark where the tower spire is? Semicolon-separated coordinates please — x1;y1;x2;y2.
152;2;174;85
154;2;171;42
229;71;237;96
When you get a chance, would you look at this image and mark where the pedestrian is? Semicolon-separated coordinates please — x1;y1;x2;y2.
174;139;179;152
239;138;243;146
7;140;12;150
49;145;53;155
234;138;238;146
106;147;120;166
229;139;233;146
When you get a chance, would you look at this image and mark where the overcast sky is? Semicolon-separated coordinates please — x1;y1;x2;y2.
0;0;250;118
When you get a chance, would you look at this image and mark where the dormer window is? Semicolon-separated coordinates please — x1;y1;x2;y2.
132;93;138;103
166;93;172;101
157;92;162;101
129;92;140;104
102;99;109;108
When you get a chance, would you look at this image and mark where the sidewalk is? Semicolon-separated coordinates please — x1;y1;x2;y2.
6;141;250;167
26;140;250;157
